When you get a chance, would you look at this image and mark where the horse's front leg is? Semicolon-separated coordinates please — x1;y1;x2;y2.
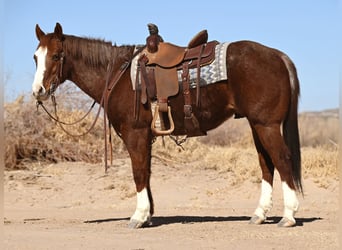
121;127;154;229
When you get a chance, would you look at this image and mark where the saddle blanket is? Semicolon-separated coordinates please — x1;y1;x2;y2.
177;42;229;88
130;42;230;90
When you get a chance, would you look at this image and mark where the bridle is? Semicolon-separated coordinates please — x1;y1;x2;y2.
36;49;101;135
36;45;145;172
48;51;65;96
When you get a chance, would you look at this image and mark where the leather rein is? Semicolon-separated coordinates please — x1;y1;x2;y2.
36;46;145;172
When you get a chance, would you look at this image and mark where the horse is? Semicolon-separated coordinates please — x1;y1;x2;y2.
32;23;302;228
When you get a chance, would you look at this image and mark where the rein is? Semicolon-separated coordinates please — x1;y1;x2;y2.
36;96;101;136
36;46;145;172
36;96;97;126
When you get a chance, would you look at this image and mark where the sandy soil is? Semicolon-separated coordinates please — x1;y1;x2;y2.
4;157;339;250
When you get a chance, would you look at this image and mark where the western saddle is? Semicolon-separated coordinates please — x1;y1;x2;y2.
137;23;218;137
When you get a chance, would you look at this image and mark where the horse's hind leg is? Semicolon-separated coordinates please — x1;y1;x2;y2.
249;126;275;225
121;127;154;229
251;123;299;227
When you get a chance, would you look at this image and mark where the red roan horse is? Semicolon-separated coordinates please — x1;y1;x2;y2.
32;23;302;228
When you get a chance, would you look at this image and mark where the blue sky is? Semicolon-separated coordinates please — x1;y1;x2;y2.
3;0;339;112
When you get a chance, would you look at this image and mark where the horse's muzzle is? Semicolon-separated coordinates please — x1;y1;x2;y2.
32;86;49;101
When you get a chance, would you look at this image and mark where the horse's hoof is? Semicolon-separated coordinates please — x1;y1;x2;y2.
277;217;296;227
128;219;151;229
249;215;265;225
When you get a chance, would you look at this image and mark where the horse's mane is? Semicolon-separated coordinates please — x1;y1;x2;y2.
63;35;134;68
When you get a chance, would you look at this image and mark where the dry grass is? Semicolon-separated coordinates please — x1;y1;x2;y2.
4;88;339;182
153;138;338;185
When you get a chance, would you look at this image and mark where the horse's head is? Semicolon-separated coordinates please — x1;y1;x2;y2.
32;23;65;101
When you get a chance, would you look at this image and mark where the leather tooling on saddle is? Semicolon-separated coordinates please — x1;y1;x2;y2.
131;24;229;137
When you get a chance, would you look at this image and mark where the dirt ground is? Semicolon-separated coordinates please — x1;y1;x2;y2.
4;157;339;250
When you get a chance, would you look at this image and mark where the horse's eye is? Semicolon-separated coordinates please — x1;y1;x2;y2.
52;54;59;61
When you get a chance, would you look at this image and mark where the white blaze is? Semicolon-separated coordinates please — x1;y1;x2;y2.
32;46;47;95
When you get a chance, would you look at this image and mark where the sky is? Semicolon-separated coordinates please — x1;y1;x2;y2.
2;0;340;112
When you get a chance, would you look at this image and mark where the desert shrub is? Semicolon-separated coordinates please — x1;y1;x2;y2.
4;85;125;170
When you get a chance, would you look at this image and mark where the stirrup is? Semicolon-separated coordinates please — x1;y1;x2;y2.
151;105;175;136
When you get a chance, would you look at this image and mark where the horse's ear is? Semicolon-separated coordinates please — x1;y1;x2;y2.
35;24;45;41
54;22;64;40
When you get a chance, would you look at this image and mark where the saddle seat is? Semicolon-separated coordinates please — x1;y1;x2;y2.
144;42;186;68
144;29;209;68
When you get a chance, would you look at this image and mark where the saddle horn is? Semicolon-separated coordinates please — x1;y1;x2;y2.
146;23;164;53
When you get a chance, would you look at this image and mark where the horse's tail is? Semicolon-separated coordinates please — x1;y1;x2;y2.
281;54;303;195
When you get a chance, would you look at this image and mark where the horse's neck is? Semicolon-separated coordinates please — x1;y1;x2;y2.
63;35;113;103
67;59;107;102
63;36;135;103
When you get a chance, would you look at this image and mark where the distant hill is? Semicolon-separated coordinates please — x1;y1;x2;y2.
299;108;339;147
300;109;338;118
